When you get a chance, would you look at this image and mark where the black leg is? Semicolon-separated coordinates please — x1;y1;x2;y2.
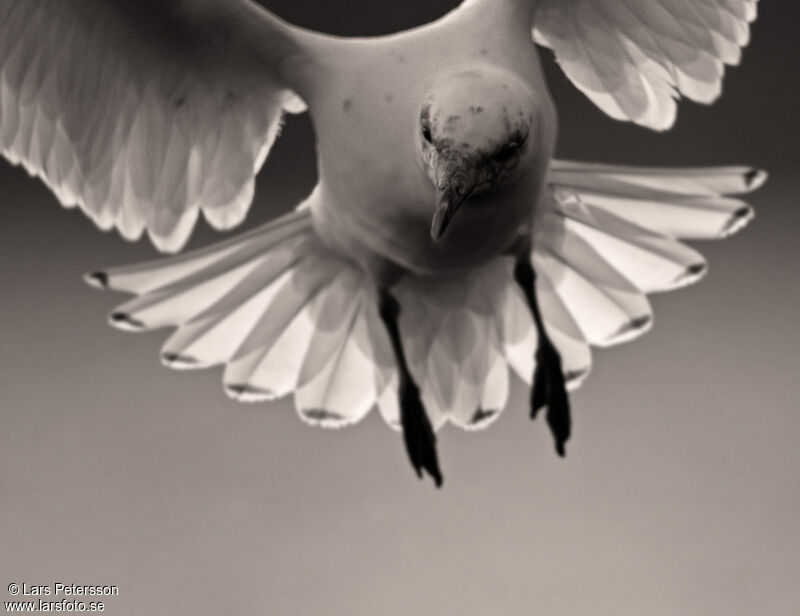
378;289;443;487
513;258;571;457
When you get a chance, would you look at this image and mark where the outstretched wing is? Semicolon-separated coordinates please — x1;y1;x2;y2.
0;0;306;252
532;0;758;130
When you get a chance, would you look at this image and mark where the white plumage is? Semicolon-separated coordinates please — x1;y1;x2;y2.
533;0;758;129
0;0;302;250
0;0;764;484
87;163;764;431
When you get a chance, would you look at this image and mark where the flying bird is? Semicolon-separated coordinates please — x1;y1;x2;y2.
0;0;764;486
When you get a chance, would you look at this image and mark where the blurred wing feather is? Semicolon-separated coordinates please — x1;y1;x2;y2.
0;0;304;251
532;0;758;129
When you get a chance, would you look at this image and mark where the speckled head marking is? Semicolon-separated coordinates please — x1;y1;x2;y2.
416;66;539;240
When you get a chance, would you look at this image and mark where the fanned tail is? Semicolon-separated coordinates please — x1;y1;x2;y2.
88;160;764;434
91;209;392;428
89;208;536;432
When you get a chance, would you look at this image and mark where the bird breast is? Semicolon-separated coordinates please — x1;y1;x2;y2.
301;6;555;279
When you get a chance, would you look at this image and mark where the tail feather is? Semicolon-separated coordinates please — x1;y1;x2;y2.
112;252;273;331
494;280;537;384
389;290;451;429
224;255;339;364
376;375;403;431
162;271;294;370
559;190;754;240
534;160;762;374
534;267;593;388
294;269;365;390
396;261;514;430
557;206;708;293
423;309;494;426
536;227;653;347
222;298;319;402
295;294;379;427
448;325;509;431
86;210;311;294
88;160;763;434
548;161;767;198
475;353;509;427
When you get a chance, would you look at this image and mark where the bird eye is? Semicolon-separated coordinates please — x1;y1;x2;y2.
495;141;521;162
421;123;433;143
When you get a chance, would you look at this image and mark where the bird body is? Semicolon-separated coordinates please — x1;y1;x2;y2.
0;0;764;485
280;0;556;277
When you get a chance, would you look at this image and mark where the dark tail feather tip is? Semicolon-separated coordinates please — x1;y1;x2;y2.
744;167;768;189
84;271;109;289
673;262;707;287
721;205;754;236
109;312;145;330
161;352;202;369
470;408;498;426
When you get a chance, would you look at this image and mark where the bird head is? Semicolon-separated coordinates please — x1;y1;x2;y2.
417;67;539;241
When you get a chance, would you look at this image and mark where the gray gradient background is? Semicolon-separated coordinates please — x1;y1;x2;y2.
1;2;798;614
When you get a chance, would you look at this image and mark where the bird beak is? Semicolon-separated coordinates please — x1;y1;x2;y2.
430;161;475;241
